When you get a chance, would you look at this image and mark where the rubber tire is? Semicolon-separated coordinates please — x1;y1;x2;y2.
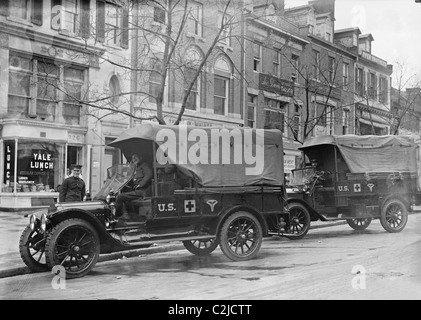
45;218;100;279
347;218;372;230
183;238;219;256
380;199;408;233
285;202;311;240
19;225;49;272
219;211;263;261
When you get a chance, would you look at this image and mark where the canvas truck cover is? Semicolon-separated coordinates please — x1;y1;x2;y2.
299;134;419;173
108;123;284;187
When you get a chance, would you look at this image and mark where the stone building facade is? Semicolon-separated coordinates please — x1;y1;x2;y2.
0;0;132;209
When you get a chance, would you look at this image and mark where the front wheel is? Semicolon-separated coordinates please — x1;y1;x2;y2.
219;211;263;261
347;218;372;230
19;225;49;272
45;219;100;279
285;203;311;240
183;238;219;256
380;199;408;233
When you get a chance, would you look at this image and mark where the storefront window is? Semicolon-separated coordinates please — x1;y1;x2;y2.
2;140;65;193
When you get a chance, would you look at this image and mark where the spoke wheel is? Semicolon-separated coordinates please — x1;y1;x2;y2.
219;211;262;261
347;218;372;230
19;225;49;272
380;199;408;233
46;219;100;279
183;238;219;256
285;203;311;240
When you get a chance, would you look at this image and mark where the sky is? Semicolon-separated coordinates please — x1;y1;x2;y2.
284;0;421;87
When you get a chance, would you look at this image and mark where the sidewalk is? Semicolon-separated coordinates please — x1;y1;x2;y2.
0;210;349;279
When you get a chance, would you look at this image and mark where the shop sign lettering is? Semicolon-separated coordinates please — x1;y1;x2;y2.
30;152;54;170
3;142;15;185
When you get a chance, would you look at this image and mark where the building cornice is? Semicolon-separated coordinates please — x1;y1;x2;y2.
249;16;309;45
0;22;104;57
0;118;88;134
308;34;358;59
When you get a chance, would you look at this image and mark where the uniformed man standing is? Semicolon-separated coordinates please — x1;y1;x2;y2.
59;164;86;202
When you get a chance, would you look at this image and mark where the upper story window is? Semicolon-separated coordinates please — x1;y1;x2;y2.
8;53;86;125
51;0;90;38
313;50;320;80
62;0;79;34
105;2;120;45
273;51;280;78
109;75;121;105
188;1;203;37
149;59;163;103
247;94;257;128
97;0;129;48
368;72;377;100
253;42;262;72
154;6;166;24
213;56;232;116
342;109;350;134
214;75;229;116
343;62;349;89
328;56;335;83
291;54;299;82
219;14;231;46
63;65;85;125
184;67;200;111
379;76;388;103
10;0;30;20
356;68;364;96
1;0;43;25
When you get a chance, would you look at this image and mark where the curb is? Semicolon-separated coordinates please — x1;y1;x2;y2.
0;220;349;279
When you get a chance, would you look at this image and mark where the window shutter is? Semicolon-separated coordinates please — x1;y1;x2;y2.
362;71;367;95
374;75;377;99
121;7;129;48
51;0;62;30
0;0;9;16
96;0;106;42
79;0;90;39
31;0;43;26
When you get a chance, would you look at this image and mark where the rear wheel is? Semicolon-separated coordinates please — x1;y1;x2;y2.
285;203;311;240
219;211;262;261
380;199;408;233
183;238;219;256
19;225;49;272
45;219;100;279
347;218;372;230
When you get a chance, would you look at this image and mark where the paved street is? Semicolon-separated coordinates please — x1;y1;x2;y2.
1;213;420;300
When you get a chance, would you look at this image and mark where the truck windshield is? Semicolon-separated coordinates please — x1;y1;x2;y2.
289;167;316;187
93;164;134;200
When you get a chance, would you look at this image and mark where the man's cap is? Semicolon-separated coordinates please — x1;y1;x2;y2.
71;164;82;170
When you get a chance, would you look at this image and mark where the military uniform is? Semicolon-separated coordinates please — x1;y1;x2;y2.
115;162;153;217
59;175;86;202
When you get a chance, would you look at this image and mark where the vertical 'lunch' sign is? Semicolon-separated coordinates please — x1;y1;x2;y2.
3;141;15;185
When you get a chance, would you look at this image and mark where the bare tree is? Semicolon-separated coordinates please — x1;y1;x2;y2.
280;46;356;144
389;59;421;135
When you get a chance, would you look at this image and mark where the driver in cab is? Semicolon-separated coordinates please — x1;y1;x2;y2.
115;153;153;218
310;158;332;187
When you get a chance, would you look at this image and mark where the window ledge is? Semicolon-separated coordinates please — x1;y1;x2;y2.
6;16;33;27
186;32;206;43
216;43;233;53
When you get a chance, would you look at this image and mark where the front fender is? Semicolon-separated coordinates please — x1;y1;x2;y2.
47;207;114;247
287;198;327;221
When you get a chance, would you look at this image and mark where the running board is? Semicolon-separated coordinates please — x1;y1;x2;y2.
123;234;216;247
